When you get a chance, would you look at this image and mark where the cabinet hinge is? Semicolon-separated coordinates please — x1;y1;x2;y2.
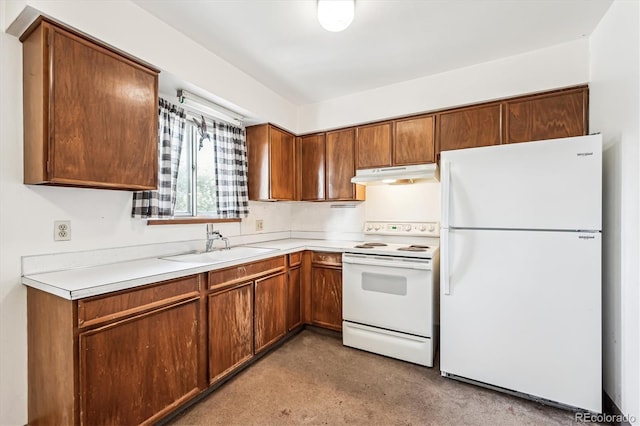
46;160;50;174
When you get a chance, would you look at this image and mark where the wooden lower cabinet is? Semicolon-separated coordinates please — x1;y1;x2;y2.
27;274;205;426
80;300;201;425
254;272;287;353
208;282;254;383
310;252;343;331
287;265;302;331
27;252;346;425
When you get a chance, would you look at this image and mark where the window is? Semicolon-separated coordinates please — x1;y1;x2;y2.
132;96;248;221
174;120;217;216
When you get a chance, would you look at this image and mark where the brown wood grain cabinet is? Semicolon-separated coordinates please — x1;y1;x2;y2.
208;282;254;383
356;122;393;169
438;103;503;152
300;133;326;201
326;128;365;201
247;124;295;200
287;252;303;331
393;115;435;165
310;252;343;331
505;87;588;144
27;274;205;426
21;18;159;190
255;272;287;353
207;255;287;381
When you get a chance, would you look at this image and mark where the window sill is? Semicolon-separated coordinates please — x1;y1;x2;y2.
147;218;241;226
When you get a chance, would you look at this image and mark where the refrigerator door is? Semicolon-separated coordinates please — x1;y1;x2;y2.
441;134;601;231
440;228;602;412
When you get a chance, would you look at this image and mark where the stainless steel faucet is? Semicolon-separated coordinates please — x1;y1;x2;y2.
206;224;230;251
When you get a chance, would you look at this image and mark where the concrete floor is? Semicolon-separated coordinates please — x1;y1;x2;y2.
170;328;590;425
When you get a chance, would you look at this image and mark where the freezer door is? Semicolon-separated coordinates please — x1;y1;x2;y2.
440;229;602;412
441;134;602;231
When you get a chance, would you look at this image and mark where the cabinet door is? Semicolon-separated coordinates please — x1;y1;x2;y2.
270;126;295;200
47;23;158;189
326;128;363;200
255;273;287;353
393;115;435;165
505;88;587;144
208;283;253;383
311;266;342;331
287;266;302;331
79;299;201;425
438;103;502;152
356;122;392;169
300;134;326;201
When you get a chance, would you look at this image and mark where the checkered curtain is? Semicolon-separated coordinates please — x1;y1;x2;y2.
212;122;249;218
131;98;186;218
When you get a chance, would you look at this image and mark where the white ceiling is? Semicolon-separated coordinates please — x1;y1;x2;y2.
133;0;612;105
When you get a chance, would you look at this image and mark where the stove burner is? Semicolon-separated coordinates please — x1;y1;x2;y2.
397;245;431;252
354;242;388;248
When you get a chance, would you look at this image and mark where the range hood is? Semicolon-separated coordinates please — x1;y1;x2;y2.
351;163;439;185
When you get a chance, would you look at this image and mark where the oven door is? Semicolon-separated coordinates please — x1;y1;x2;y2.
342;253;433;337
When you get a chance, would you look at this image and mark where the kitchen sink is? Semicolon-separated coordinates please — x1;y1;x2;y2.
160;246;277;264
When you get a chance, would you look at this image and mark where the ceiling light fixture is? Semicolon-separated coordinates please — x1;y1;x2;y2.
317;0;355;32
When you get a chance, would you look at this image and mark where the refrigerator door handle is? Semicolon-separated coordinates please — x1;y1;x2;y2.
441;160;451;229
441;228;450;295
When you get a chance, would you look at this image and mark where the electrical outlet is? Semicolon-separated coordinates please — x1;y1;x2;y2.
256;219;264;232
54;221;71;241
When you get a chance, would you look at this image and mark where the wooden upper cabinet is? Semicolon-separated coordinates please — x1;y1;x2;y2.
393;115;435;165
21;18;159;190
326;128;364;201
247;124;295;201
505;87;588;144
355;122;392;169
438;103;503;152
300;134;326;201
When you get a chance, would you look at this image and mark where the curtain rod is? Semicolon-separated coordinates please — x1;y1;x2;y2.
177;89;244;125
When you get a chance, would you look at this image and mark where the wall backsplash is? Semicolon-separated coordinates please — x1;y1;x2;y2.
365;181;441;223
290;201;366;234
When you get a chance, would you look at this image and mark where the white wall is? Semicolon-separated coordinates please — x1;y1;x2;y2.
297;39;590;133
589;0;640;422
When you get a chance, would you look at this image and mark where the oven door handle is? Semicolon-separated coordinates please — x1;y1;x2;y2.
342;253;431;270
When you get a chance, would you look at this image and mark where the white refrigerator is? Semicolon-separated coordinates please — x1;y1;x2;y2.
439;134;602;413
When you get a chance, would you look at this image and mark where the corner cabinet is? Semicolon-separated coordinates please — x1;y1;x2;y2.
21;18;159;190
299;129;365;202
247;124;296;201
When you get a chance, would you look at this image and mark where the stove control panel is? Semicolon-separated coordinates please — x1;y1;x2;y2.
364;221;440;237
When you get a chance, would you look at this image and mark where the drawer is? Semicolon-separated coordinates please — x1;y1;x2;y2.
289;252;302;267
311;251;342;267
78;275;200;328
209;256;286;291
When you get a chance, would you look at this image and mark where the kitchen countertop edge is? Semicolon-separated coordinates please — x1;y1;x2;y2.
22;239;355;300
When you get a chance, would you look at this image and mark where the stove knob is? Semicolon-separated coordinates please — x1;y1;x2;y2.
374;224;381;231
428;224;435;232
405;224;412;232
366;224;373;231
419;224;427;232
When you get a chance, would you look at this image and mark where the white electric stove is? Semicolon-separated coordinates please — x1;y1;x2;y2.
342;221;440;367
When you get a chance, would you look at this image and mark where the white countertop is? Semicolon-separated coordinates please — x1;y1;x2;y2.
22;238;360;300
